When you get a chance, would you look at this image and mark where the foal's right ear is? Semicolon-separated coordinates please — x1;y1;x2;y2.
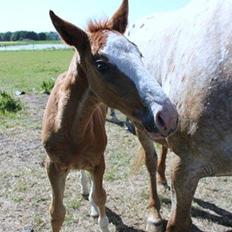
49;11;91;55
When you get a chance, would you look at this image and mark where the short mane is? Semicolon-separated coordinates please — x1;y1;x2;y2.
87;19;111;33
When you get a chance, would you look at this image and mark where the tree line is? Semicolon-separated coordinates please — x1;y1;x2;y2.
0;31;59;41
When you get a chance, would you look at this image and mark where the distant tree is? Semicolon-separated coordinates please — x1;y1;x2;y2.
25;31;38;40
18;31;27;40
38;32;46;40
2;32;12;41
46;31;59;40
0;31;59;41
11;31;20;41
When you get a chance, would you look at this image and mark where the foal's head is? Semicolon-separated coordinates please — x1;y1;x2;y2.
50;0;178;140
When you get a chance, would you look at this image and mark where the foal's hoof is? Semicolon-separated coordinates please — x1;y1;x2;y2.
90;205;99;218
80;187;89;198
81;193;89;200
157;182;170;193
146;219;163;232
99;216;110;232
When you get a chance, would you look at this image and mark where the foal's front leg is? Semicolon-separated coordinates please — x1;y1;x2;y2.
137;130;163;232
47;160;69;232
89;156;109;232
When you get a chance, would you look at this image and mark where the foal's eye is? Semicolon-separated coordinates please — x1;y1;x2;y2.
95;60;109;73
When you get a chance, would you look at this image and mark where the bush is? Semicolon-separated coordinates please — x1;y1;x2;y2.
41;79;55;94
0;91;22;113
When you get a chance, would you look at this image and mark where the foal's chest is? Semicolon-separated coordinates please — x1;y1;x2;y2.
69;110;107;170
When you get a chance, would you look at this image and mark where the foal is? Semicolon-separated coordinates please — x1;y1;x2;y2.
42;1;178;231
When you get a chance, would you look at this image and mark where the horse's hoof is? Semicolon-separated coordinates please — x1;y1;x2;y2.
146;220;163;232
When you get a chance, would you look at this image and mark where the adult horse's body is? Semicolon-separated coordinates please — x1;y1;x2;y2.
42;1;178;232
128;0;232;231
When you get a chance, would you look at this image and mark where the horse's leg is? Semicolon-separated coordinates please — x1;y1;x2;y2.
137;130;163;232
46;159;69;232
157;146;169;189
80;170;89;197
89;156;109;232
166;156;200;232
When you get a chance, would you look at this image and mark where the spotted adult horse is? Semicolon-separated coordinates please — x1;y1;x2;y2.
128;0;232;231
42;1;178;231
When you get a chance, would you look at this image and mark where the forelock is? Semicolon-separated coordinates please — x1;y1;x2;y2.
87;19;111;33
89;30;109;54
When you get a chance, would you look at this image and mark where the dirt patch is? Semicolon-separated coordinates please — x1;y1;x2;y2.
0;94;232;232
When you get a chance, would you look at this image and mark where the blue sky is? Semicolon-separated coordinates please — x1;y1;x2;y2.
0;0;190;32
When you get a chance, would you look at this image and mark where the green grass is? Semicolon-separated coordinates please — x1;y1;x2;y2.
0;40;62;47
0;49;73;93
40;79;55;94
0;91;23;129
105;152;131;181
67;198;82;210
0;110;25;129
0;49;73;130
0;91;22;113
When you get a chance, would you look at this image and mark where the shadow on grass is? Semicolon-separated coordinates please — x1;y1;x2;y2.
106;206;206;232
84;195;232;232
193;198;232;229
161;197;232;231
106;207;145;232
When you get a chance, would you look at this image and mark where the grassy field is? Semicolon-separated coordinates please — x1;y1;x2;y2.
0;49;73;129
0;49;73;93
0;49;232;232
0;40;62;47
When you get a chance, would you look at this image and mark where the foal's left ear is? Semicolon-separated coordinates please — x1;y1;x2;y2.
49;11;91;55
108;0;128;34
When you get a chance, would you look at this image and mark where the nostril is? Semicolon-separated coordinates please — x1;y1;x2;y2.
156;112;167;131
141;111;159;134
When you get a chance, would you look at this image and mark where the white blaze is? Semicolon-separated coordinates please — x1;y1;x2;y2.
100;32;168;107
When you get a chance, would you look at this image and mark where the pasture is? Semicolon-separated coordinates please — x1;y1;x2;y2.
0;40;61;47
0;49;232;232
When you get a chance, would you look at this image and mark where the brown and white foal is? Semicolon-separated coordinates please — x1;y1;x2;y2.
42;1;178;231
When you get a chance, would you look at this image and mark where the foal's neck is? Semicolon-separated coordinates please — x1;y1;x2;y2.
62;57;100;139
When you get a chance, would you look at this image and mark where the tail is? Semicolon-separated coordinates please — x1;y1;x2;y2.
131;146;146;175
131;143;166;175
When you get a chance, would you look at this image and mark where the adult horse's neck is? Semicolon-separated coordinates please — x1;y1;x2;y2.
57;55;101;140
